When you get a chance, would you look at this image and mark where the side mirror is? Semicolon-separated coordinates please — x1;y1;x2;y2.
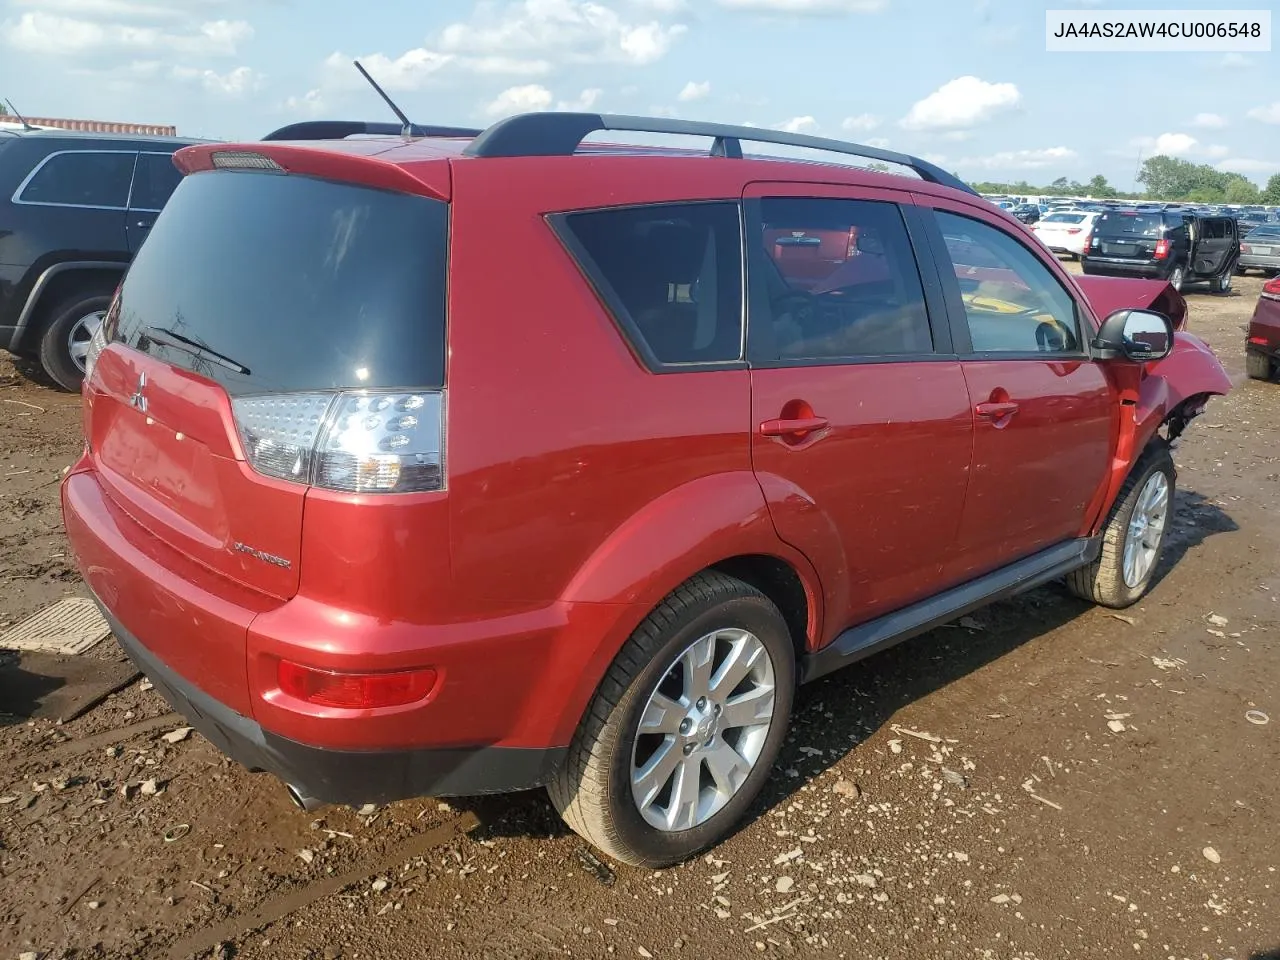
1092;308;1174;362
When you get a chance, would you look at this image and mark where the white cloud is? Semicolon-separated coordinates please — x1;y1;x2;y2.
1;11;251;56
1191;112;1227;129
964;147;1078;171
558;88;602;111
440;0;686;66
284;88;326;116
171;63;260;96
841;113;879;133
1206;144;1230;159
465;55;554;76
325;49;453;92
1216;157;1280;177
865;136;891;148
900;76;1020;130
1218;52;1252;68
716;0;886;12
942;130;973;142
10;0;197;19
775;115;818;134
1153;132;1197;156
677;80;710;102
631;0;687;9
1246;102;1280;124
484;83;554;117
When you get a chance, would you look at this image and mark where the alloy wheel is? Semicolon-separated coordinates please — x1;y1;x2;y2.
630;628;777;832
67;310;106;373
1123;471;1170;588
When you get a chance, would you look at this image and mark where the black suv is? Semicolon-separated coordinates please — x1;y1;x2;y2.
1082;208;1239;293
0;128;204;390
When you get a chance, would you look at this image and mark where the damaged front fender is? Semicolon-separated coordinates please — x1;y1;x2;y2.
1140;331;1232;442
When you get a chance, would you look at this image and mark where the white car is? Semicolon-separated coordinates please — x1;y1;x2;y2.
1031;210;1099;260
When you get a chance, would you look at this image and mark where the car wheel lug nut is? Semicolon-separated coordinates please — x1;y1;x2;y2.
697;697;707;710
683;743;695;756
679;719;692;734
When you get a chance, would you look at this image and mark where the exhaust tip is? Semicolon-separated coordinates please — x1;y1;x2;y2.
285;783;323;812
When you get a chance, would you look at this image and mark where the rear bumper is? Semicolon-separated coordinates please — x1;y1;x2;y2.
98;601;564;804
1081;257;1167;279
1239;253;1280;270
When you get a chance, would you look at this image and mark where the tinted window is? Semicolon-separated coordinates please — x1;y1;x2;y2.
20;150;136;207
1042;213;1086;224
1246;226;1280;239
113;171;447;395
561;202;742;366
1094;212;1166;238
936;211;1080;355
129;152;183;210
1202;218;1230;240
751;197;932;359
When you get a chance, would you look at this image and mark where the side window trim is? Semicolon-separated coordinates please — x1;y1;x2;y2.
546;200;749;375
12;149;139;211
743;195;945;369
127;151;180;213
920;205;1089;361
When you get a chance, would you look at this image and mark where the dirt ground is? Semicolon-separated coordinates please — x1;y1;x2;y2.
2;269;1278;960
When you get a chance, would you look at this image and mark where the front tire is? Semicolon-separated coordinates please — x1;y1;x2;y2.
1067;442;1175;609
38;291;112;392
548;571;795;868
1209;266;1234;294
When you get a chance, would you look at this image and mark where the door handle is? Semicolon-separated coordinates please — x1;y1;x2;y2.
975;401;1019;419
135;221;153;230
760;415;829;437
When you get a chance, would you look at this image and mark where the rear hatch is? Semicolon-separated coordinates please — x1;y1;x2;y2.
86;161;449;605
1092;211;1165;260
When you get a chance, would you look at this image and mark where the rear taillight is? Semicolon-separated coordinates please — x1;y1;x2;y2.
277;660;437;709
1081;232;1092;252
1241;244;1252;254
1154;239;1170;259
83;321;109;383
232;390;444;494
1263;276;1280;300
1066;227;1081;235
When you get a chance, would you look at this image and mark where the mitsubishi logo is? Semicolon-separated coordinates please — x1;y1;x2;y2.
129;372;148;413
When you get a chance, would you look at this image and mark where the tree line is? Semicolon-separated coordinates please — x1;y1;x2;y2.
968;154;1280;205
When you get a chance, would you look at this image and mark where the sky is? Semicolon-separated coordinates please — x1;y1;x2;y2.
0;0;1277;189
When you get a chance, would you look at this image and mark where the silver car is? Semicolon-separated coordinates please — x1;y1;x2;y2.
1240;224;1280;275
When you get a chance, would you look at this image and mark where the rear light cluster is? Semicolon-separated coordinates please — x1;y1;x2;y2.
83;321;109;382
1263;276;1280;300
277;660;437;709
232;391;444;494
1154;239;1171;260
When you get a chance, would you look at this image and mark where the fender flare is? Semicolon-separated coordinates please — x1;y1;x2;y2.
543;471;824;744
12;260;127;351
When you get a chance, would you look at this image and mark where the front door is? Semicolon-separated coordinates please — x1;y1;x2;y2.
919;198;1115;583
744;182;974;637
126;152;184;254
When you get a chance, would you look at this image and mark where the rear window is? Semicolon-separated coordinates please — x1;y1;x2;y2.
112;170;447;395
556;201;743;368
1042;213;1085;224
1095;212;1165;238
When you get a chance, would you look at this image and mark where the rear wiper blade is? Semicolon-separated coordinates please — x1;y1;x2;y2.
141;326;251;375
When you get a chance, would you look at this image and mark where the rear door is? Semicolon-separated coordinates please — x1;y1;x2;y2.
917;197;1114;582
12;148;134;252
90;165;450;601
1188;217;1234;277
125;151;184;253
744;182;974;634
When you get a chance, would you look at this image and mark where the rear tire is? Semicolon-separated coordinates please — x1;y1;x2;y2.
548;571;796;868
1246;351;1275;381
1067;442;1175;609
38;290;112;392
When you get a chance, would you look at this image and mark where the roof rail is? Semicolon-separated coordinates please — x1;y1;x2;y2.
262;120;484;142
462;112;976;196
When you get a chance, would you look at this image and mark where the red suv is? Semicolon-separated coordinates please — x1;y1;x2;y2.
62;114;1232;867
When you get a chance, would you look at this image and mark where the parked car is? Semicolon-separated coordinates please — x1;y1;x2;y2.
1239;224;1280;276
1010;203;1041;224
1082;209;1239;292
0;127;205;391
1030;210;1098;259
61;113;1231;868
1247;275;1280;381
